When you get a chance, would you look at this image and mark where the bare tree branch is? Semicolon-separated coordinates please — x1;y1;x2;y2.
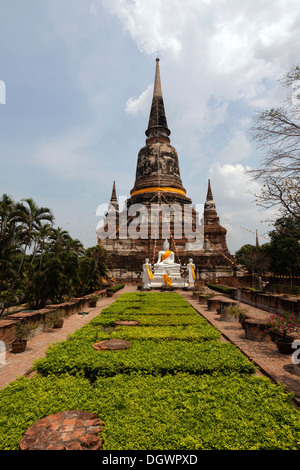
248;64;300;219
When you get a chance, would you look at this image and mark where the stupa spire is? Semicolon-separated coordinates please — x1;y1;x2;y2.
129;58;190;205
145;58;170;144
203;178;228;253
256;229;259;247
206;179;213;201
109;181;119;211
153;57;163;98
111;181;117;201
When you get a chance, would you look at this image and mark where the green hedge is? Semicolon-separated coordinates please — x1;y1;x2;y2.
90;312;214;327
106;283;125;293
2;372;300;450
0;374;95;450
32;293;248;382
114;292;188;304
207;284;234;295
92;372;300;450
101;304;197;315
63;322;222;343
33;340;255;381
101;294;195;315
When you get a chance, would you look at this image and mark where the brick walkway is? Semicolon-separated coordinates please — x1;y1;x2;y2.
1;285;300;407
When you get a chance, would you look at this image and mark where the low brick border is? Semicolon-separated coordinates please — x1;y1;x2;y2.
219;301;238;313
207;299;221;311
19;410;103;450
93;339;131;350
114;321;139;326
244;318;272;343
0;290;106;350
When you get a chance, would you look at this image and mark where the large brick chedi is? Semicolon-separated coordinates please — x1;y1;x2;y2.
97;59;235;281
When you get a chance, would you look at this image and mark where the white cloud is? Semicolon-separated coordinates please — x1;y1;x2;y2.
207;162;278;251
4;1;300;250
90;2;99;17
101;0;185;56
102;0;300;108
126;84;153;117
218;131;252;163
101;0;300;179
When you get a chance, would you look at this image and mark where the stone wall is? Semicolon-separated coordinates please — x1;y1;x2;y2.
216;275;256;289
232;288;300;316
217;275;300;291
0;291;105;350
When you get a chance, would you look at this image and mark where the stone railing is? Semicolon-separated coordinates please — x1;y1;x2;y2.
231;288;300;316
0;291;106;350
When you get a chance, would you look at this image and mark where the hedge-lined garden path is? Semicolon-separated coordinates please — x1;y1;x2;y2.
0;285;137;390
1;284;300;404
181;290;300;405
2;288;300;450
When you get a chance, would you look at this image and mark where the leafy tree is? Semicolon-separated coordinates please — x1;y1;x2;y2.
0;195;25;313
10;198;54;292
236;217;300;290
0;194;108;315
47;227;72;256
0;194;22;290
235;244;271;280
77;245;108;296
266;216;300;279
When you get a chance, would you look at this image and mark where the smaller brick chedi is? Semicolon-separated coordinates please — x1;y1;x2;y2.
97;59;235;281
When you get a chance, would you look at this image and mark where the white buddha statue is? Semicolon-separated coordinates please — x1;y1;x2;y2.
142;258;153;289
187;258;196;288
154;239;180;267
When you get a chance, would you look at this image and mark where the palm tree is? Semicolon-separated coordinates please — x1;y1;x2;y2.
40;227;85;303
0;194;109;313
0;194;25;314
48;227;71;255
36;223;53;270
65;237;85;256
0;194;15;241
10;198;54;292
80;245;108;294
0;194;22;291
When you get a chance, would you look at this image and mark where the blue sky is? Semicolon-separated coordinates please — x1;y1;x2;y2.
1;0;300;253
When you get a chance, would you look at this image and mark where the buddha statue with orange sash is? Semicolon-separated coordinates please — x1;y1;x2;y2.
143;258;153;289
154;239;180;267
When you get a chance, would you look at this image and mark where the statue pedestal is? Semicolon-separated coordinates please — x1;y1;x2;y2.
150;264;187;288
142;241;189;289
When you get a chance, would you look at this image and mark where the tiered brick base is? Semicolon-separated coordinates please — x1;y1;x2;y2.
19;410;103;450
